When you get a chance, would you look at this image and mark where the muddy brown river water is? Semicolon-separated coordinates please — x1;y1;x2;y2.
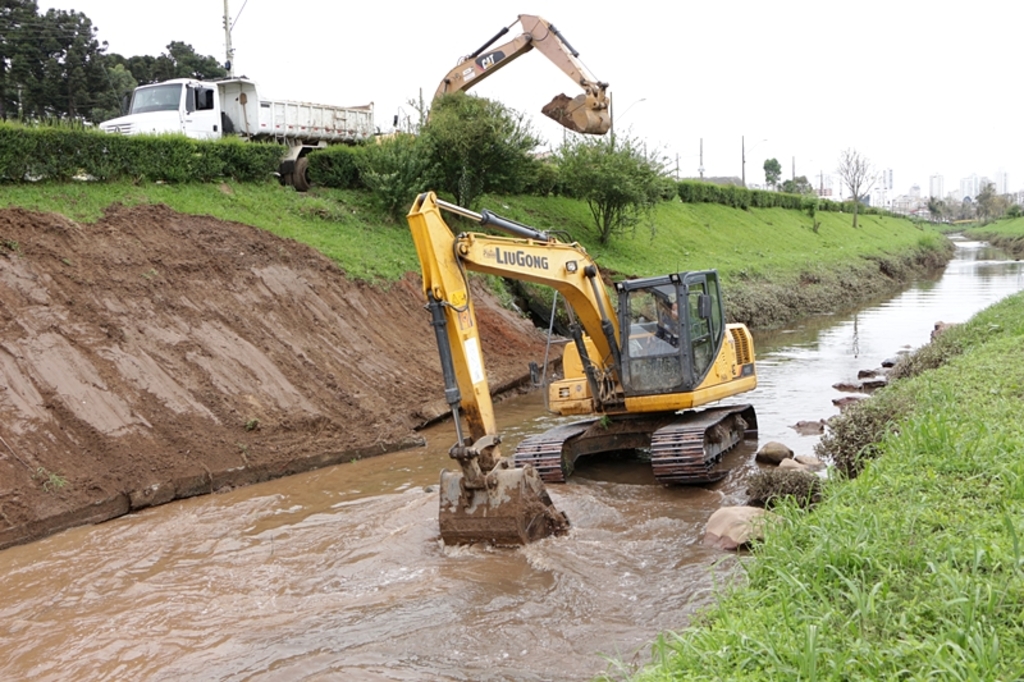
1;238;1021;681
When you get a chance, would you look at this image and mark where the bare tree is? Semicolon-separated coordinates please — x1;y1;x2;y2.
836;148;876;228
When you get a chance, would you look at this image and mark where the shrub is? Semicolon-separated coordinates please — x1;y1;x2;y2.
746;469;822;508
523;158;562;197
815;392;912;477
420;93;540;208
354;134;430;222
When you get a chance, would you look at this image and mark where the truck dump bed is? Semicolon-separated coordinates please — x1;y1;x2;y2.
256;99;375;143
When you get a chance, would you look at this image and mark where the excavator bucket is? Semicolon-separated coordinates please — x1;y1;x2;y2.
541;93;611;135
438;461;570;545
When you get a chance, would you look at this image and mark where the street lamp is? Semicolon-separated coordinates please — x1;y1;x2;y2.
610;95;646;141
741;136;767;188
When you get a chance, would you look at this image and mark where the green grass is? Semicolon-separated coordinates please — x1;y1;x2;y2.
619;291;1024;681
0;181;942;288
964;216;1024;238
0;181;419;283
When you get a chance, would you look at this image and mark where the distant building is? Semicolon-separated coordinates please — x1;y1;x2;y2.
960;174;980;202
929;174;944;199
996;170;1009;195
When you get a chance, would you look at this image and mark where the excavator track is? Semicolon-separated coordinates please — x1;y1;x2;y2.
649;405;757;484
514;406;757;485
514;422;592;484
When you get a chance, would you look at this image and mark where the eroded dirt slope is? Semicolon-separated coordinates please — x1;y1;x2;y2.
0;204;550;549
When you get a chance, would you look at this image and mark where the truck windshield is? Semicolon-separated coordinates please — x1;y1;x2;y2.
129;84;183;114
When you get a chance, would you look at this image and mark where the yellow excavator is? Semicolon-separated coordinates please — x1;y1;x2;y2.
408;193;758;545
434;14;611;135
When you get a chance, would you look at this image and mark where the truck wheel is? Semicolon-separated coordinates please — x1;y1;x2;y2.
292;157;311;192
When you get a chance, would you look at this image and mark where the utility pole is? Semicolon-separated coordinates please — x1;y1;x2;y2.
223;0;235;76
699;138;704;179
741;135;746;188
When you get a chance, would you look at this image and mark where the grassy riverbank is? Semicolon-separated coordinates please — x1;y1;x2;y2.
965;217;1024;258
0;181;947;324
624;290;1024;681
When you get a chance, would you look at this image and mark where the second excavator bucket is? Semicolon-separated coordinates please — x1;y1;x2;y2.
541;93;611;135
438;460;570;545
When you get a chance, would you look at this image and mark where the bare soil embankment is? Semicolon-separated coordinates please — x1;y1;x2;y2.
0;205;551;550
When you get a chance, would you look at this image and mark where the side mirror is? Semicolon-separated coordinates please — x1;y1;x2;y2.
697;293;713;320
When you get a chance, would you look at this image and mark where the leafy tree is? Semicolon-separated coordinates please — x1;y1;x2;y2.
0;0;40;119
1;5;110;120
556;133;665;245
975;182;1008;223
156;41;226;81
836;148;876;228
89;62;136;123
927;196;946;222
106;42;225;86
763;158;781;189
419;93;540;208
780;175;813;195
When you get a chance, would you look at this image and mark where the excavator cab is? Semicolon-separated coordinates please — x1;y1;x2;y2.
617;273;725;396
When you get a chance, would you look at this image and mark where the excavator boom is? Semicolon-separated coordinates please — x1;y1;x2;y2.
434;14;611;135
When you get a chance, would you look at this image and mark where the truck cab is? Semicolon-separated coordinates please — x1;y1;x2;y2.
100;79;223;140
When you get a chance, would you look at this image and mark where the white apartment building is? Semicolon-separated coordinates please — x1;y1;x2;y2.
960;174;980;201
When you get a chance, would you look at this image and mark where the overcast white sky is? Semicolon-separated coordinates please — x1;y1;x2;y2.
45;0;1024;198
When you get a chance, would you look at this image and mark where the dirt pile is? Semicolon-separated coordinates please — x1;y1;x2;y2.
0;204;551;549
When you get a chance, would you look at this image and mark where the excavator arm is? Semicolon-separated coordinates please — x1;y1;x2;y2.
434;14;611;135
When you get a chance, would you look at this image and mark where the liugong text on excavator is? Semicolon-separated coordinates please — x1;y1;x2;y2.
407;193;757;546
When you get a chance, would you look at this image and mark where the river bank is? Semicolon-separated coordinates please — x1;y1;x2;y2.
630;288;1024;680
0;204;552;551
0;186;954;550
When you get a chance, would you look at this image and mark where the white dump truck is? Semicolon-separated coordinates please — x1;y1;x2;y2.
99;77;375;190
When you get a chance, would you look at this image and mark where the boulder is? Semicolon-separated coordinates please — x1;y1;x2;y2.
832;381;862;393
756;441;794;464
703;506;773;551
832;396;864;411
931;321;958;340
861;377;888;391
794;454;827;471
790;419;826;436
778;458;810;472
857;368;880;379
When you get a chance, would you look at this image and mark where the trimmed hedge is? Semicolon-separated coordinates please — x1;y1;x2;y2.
0;122;282;184
306;144;364;190
677;179;884;216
